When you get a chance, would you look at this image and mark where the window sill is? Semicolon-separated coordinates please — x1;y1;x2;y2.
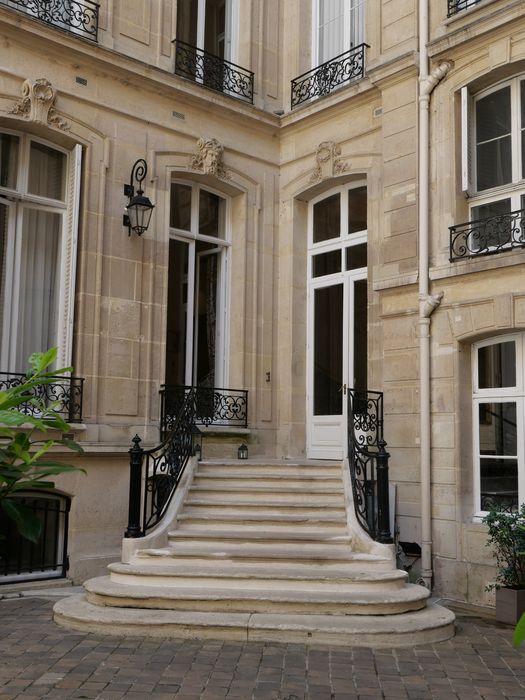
430;245;525;281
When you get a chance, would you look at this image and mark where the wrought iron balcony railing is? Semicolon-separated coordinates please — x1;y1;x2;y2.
447;0;483;17
449;208;525;262
0;372;84;423
160;384;248;436
347;388;392;544
0;0;99;41
291;43;368;109
173;39;254;104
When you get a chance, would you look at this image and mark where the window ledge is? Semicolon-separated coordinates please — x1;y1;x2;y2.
430;246;525;281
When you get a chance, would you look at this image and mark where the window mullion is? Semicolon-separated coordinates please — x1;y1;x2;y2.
512;78;521;185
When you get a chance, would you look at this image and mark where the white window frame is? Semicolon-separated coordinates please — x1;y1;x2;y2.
472;333;525;518
168;178;231;388
461;76;525;209
312;0;365;67
0;129;81;372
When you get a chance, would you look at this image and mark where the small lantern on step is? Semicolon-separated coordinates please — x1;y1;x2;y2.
238;443;248;460
192;424;202;461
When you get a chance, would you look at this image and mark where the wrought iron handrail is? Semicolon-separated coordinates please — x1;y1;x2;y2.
449;207;525;261
291;43;368;109
125;389;197;537
0;0;99;41
347;388;392;543
173;39;254;103
0;371;84;423
447;0;482;17
160;385;248;434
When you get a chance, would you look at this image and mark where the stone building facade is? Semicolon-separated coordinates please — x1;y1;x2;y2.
0;0;524;609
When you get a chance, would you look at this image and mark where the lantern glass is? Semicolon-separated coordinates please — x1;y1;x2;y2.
127;194;154;235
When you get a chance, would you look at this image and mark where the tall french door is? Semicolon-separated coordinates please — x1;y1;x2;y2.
306;184;368;459
165;182;229;389
315;0;365;65
177;0;233;60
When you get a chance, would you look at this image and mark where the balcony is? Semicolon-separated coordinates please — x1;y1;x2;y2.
160;385;248;435
291;43;368;110
449;208;525;262
173;39;254;104
0;0;99;40
0;372;84;423
447;0;483;16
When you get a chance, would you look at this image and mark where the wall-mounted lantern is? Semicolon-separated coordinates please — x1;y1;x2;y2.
238;443;248;460
123;158;155;236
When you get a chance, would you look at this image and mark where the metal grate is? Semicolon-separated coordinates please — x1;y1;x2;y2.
449;208;525;262
0;372;84;422
160;385;248;436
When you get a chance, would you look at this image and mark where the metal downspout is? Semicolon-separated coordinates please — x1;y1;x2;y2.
418;0;452;588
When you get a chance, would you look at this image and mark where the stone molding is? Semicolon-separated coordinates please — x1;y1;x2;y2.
189;137;230;179
310;141;348;183
7;78;70;131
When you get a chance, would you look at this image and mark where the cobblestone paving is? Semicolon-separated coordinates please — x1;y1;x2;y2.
1;597;525;699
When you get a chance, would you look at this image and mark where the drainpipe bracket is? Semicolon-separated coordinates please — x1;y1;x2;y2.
420;291;444;318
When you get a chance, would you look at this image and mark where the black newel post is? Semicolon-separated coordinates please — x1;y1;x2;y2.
125;434;144;538
376;439;393;544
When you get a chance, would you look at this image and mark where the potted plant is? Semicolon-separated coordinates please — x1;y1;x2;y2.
483;506;525;624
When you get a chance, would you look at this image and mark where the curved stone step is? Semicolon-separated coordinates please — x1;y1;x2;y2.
83;576;429;615
183;501;346;515
174;513;347;530
167;529;352;543
192;475;343;488
132;543;393;568
108;561;408;591
196;467;342;479
54;595;455;647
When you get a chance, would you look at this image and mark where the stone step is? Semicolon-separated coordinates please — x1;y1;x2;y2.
187;487;344;505
173;514;347;531
108;561;409;592
167;529;352;543
54;595;455;647
83;577;429;615
132;542;392;568
196;466;342;479
183;500;346;515
192;475;342;489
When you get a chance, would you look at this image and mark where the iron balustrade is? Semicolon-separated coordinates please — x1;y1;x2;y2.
449;208;525;262
160;385;248;436
291;43;368;109
447;0;483;16
347;388;392;543
0;492;70;582
0;372;84;423
0;0;99;40
173;39;254;103
126;389;198;537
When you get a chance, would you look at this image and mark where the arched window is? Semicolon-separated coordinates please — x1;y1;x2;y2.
472;333;525;515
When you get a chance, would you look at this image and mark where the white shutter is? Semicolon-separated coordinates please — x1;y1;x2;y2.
461;85;473;196
57;143;82;369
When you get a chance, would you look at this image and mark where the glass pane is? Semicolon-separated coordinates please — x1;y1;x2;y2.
170;183;192;230
318;0;344;63
176;0;198;45
476;87;511;143
314;284;343;415
0;204;7;348
353;279;367;391
312;250;341;277
16;209;61;372
348;186;367;233
199;190;225;237
195;247;219;387
205;0;226;57
471;199;511;222
478;402;517;456
0;133;19;189
476;136;512;191
28;142;66;200
346;243;367;270
480;457;518;513
313;193;340;243
478;341;516;389
165;238;189;386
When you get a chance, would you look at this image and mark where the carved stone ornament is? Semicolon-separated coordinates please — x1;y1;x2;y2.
310;140;348;183
190;137;230;179
7;78;70;131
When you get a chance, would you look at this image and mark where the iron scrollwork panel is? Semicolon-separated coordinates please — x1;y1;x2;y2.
1;0;99;40
450;209;525;262
0;372;84;422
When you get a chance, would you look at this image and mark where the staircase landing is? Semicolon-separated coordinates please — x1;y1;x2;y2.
54;459;455;646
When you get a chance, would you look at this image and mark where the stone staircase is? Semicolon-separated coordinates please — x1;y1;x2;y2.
54;460;455;646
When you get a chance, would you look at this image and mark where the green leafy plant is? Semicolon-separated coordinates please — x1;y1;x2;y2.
483;506;525;590
0;348;84;543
